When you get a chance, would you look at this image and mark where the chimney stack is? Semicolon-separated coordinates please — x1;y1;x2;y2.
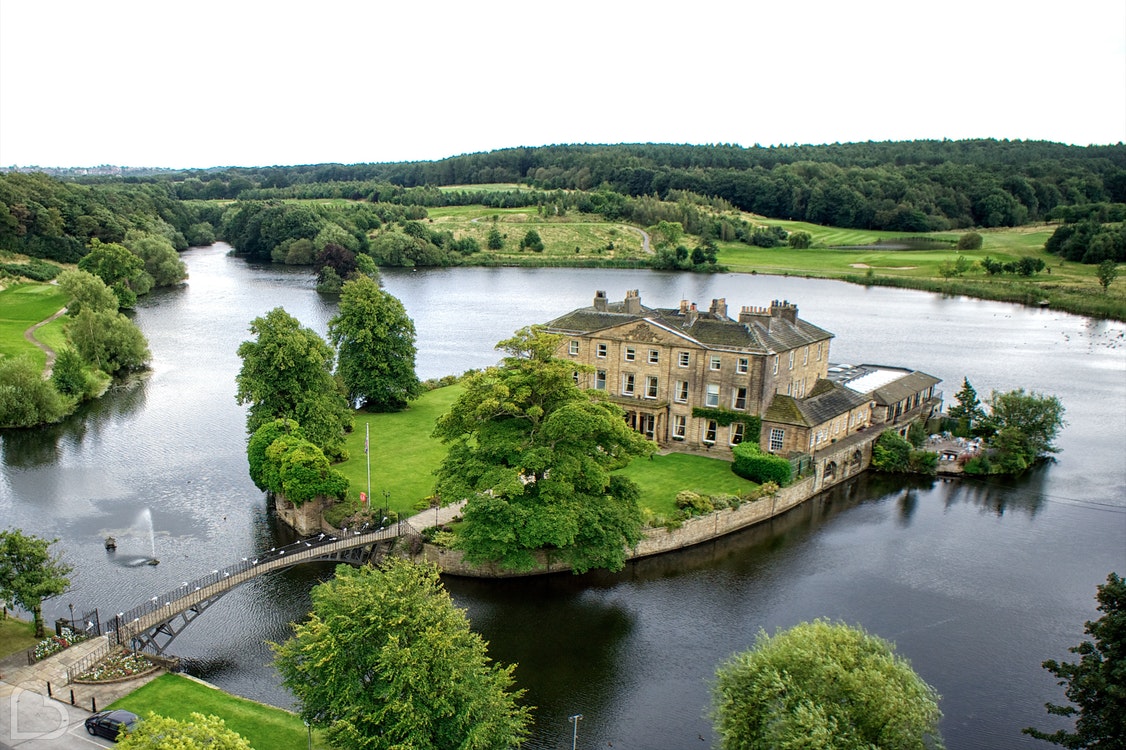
624;289;642;315
593;290;608;312
770;300;798;324
709;298;728;319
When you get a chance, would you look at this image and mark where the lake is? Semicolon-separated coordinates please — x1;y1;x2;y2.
1;244;1123;749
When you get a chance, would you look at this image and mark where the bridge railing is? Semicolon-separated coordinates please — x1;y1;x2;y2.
104;521;411;642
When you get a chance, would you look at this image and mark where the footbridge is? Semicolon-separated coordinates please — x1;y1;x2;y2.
102;521;419;655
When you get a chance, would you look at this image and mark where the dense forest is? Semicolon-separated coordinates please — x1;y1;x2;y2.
2;140;1124;268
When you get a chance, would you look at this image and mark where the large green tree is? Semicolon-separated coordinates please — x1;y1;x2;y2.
117;712;251;750
433;326;653;573
1024;573;1126;749
77;239;151;309
947;378;986;434
123;230;187;288
273;559;532;750
0;355;74;427
65;308;151;376
235;307;352;460
56;268;119;315
0;529;73;637
327;275;422;411
980;389;1066;473
712;619;944;750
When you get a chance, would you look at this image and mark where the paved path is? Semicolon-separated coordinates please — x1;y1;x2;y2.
0;501;465;748
23;307;67;380
0;637;163;749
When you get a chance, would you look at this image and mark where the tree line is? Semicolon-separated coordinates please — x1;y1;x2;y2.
135;139;1126;232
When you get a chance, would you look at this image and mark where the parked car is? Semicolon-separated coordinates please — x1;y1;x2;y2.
84;709;139;741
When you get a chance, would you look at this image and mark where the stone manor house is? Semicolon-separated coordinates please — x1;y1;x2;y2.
544;290;941;460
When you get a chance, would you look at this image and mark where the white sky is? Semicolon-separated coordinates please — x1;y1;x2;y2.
1;0;1124;170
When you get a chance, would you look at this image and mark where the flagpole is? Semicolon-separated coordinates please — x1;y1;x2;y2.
365;423;371;512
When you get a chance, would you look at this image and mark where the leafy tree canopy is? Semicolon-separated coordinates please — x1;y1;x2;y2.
235;307;352;460
77;239;151;308
0;355;74;428
56;268;119;315
0;529;73;637
64;308;151;376
433;326;653;573
272;559;532;750
327;275;421;411
712;619;944;750
117;712;252;750
1024;573;1126;749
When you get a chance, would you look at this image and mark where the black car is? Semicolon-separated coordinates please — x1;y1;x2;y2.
84;709;139;741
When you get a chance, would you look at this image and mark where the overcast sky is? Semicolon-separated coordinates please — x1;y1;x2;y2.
2;0;1123;170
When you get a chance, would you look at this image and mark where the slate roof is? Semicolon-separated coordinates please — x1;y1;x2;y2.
827;364;941;405
763;379;869;427
867;370;941;406
544;299;832;354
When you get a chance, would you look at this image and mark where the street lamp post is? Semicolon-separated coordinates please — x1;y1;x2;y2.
568;713;583;750
304;720;311;750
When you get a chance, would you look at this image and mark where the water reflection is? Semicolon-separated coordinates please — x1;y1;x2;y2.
2;249;1123;750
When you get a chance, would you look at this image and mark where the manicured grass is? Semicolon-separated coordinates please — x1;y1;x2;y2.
615;452;756;517
336;385;464;515
0;615;37;658
338;385;749;519
717;219;1124;319
0;283;69;369
111;673;329;750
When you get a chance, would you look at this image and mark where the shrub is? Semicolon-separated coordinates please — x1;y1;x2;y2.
731;442;792;486
675;490;714;516
957;232;983;250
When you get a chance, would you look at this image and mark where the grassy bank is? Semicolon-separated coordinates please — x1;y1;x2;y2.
110;673;329;750
717;220;1125;320
0;615;37;659
0;283;69;369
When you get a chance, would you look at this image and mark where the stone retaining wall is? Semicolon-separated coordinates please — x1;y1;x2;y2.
423;429;882;577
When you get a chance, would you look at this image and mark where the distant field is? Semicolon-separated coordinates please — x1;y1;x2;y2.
717;219;1114;305
425;206;647;262
0;283;68;370
436;183;527;193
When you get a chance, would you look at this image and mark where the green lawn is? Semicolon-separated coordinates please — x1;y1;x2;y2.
337;385;747;520
111;673;329;750
616;451;756;517
0;616;37;659
0;283;69;369
336;385;464;515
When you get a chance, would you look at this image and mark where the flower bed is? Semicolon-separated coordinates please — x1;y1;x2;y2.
33;627;87;661
74;649;158;683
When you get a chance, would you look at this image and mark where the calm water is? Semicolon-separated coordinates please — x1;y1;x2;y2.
2;244;1124;749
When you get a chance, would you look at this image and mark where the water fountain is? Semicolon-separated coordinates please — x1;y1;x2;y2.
114;508;159;566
